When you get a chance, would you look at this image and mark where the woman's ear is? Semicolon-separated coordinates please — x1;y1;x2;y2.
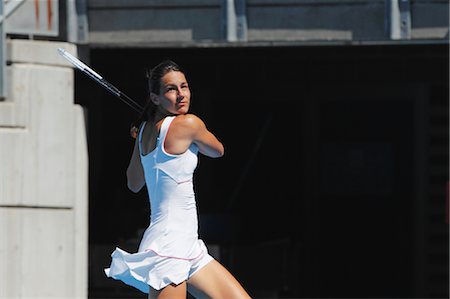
150;92;159;105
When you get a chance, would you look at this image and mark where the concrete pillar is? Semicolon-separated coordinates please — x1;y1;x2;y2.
0;39;88;298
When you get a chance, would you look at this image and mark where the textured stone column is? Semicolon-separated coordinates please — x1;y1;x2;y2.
0;39;88;298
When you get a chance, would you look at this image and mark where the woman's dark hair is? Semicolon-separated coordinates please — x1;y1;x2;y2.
132;60;185;128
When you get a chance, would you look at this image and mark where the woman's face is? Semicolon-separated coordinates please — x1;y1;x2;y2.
154;70;191;115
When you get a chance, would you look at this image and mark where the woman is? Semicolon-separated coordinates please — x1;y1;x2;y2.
105;60;251;299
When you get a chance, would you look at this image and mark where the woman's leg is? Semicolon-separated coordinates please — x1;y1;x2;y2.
187;259;252;299
149;282;187;299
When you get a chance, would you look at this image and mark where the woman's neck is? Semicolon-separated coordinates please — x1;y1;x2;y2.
150;110;174;126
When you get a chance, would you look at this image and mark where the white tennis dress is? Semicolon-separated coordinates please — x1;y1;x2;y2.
104;116;213;293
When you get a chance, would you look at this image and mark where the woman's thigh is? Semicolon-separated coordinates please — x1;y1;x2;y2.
149;282;187;299
187;259;252;299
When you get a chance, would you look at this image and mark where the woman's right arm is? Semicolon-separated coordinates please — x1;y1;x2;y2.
126;137;145;193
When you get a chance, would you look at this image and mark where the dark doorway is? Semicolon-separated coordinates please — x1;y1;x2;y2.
76;44;449;298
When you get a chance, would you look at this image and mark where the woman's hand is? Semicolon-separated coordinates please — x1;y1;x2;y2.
130;126;138;139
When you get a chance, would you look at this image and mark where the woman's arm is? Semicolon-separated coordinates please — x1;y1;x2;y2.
163;114;224;158
192;121;224;158
181;114;224;158
126;137;145;192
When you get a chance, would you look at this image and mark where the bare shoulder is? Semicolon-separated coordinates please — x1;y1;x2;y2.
173;114;206;131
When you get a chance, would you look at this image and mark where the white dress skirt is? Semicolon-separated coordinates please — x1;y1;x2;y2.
104;239;213;292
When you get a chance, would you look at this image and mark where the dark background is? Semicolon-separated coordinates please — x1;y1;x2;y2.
75;44;449;298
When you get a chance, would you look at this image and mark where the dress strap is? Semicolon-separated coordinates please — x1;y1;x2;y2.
158;116;176;149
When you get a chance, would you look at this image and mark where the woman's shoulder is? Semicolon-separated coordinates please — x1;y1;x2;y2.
172;113;205;129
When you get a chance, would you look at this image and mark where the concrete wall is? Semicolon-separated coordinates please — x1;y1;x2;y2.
87;0;222;45
86;0;449;46
0;40;88;298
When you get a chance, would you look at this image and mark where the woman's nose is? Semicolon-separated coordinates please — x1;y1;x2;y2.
177;87;185;98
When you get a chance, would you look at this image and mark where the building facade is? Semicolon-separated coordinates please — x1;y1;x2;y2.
0;1;448;298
